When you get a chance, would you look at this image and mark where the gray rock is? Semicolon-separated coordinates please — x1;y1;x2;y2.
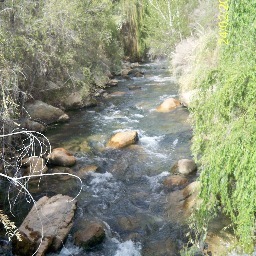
63;93;97;110
25;100;69;125
106;79;118;87
20;119;46;132
14;195;77;256
177;159;197;175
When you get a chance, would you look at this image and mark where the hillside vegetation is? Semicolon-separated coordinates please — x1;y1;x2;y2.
173;0;256;253
1;0;256;253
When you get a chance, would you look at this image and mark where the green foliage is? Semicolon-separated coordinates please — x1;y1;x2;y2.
191;0;256;253
145;0;199;57
119;0;148;61
0;0;123;119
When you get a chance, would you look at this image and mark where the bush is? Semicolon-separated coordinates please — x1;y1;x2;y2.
190;1;256;253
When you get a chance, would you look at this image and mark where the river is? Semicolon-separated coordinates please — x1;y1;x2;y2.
44;60;193;256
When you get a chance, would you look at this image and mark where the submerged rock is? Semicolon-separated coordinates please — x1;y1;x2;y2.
77;165;99;178
108;91;126;97
21;156;48;175
74;222;105;249
166;181;201;222
20;119;46;132
134;71;144;77
25;100;69;125
142;238;178;256
47;148;76;167
13;194;77;256
79;140;91;153
156;98;181;112
128;85;142;90
107;131;139;149
163;175;188;188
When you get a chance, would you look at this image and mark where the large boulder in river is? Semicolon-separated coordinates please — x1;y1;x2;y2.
74;222;105;249
63;92;97;110
47;148;76;167
107;131;138;149
13;195;77;256
156;98;181;112
25;100;69;125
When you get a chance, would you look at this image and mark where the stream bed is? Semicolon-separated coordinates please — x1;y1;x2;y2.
44;61;193;256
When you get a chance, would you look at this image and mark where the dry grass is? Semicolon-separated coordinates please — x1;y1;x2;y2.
171;0;219;107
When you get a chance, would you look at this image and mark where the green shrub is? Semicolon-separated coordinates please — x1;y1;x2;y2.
191;1;256;253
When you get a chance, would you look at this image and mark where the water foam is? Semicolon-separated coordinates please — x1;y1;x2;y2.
145;171;170;191
139;134;164;149
150;75;175;83
114;240;141;256
90;172;114;186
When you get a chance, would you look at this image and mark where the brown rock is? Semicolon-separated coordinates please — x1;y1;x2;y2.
163;175;188;188
142;238;178;256
121;68;132;77
156;98;181;112
21;156;48;175
47;148;76;167
25;100;69;125
74;222;105;249
134;71;144;77
107;131;138;149
14;195;77;256
166;181;201;223
118;216;140;231
205;231;236;256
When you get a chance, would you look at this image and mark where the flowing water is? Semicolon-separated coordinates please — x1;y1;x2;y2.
43;61;193;256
